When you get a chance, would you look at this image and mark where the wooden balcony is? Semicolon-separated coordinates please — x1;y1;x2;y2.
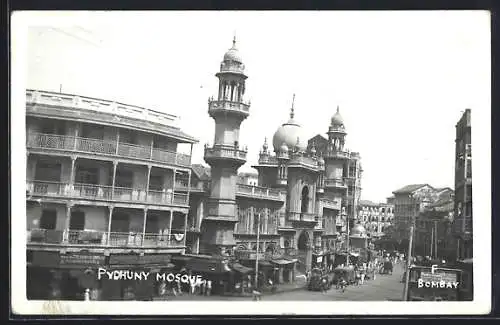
27;133;191;167
26;180;189;206
27;229;185;248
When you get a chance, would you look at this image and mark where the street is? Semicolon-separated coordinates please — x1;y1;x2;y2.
166;262;405;301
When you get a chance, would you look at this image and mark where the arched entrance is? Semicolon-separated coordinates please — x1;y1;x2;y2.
297;231;312;274
298;231;310;251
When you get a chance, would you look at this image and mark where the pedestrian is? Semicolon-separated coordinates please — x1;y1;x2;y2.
206;280;212;296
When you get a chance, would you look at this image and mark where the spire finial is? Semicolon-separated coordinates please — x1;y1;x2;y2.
290;93;296;119
232;32;237;48
337;105;340;113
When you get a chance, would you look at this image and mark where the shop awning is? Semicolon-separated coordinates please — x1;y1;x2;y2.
270;259;297;265
231;263;253;274
185;257;231;273
172;256;192;262
259;260;273;267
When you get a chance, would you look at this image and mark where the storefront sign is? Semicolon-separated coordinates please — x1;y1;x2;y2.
109;254;172;265
60;254;106;266
31;251;60;267
316;256;323;263
235;250;265;260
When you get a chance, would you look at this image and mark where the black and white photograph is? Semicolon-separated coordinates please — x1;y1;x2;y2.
11;10;491;315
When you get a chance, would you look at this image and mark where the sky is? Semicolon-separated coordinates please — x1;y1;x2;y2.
21;11;490;203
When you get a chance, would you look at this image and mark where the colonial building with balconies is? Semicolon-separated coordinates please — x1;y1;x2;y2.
357;200;394;239
452;109;472;260
25;89;197;300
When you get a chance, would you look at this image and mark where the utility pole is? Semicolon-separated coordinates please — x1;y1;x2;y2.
402;218;415;301
430;222;434;258
254;211;261;289
434;220;438;260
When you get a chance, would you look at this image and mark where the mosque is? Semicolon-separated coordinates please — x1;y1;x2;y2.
185;37;365;288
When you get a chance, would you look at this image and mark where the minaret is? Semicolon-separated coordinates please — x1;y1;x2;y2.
202;36;250;256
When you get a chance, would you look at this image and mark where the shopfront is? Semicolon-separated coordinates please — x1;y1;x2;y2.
27;250;106;300
103;253;174;300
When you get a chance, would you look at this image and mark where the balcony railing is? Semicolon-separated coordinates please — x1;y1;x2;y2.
258;155;279;165
235;217;279;235
219;62;246;74
288;155;321;169
26;89;179;128
208;99;250;116
28;229;182;247
289;212;318;222
236;184;285;201
324;149;351;159
324;178;347;188
204;144;247;161
26;181;189;206
27;133;191;167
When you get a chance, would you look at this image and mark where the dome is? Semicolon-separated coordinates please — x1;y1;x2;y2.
272;120;307;153
272;95;308;152
350;224;367;236
331;105;344;126
223;37;242;63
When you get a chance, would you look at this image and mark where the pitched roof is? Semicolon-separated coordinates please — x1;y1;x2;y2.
191;164;211;180
359;200;378;207
392;184;432;194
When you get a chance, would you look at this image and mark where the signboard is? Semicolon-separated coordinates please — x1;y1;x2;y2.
235;250;265;260
109;254;172;265
421;271;458;283
60;253;106;266
316;256;323;263
31;251;60;267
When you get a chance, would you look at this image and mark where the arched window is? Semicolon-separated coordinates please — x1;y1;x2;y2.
301;186;309;213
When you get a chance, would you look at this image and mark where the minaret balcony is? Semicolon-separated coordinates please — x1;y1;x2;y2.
204;144;247;165
208;99;250;118
219;62;246;75
324;178;347;189
324;149;350;160
258;155;278;165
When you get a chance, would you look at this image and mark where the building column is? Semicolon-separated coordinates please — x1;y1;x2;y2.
68;156;76;195
107;206;114;245
115;128;120;155
142;208;148;246
111;162;118;199
183;212;188;251
279;268;284;284
195;236;200;254
145;165;151;202
168;210;174;243
63;202;73;242
149;136;154;160
73;125;79;150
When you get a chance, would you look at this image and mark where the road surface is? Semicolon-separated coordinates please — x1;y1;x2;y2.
167;262;405;301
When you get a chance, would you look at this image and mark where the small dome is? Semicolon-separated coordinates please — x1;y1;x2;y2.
223;37;242;63
262;137;268;152
331;105;344;126
280;142;289;152
318;156;325;165
351;224;367;236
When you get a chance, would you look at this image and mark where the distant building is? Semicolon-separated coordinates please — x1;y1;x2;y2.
238;171;259;186
392;184;439;241
414;189;455;260
357;200;394;239
452;109;472;259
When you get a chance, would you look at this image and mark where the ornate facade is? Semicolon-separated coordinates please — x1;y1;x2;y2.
357;200;394;239
185;38;363;279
